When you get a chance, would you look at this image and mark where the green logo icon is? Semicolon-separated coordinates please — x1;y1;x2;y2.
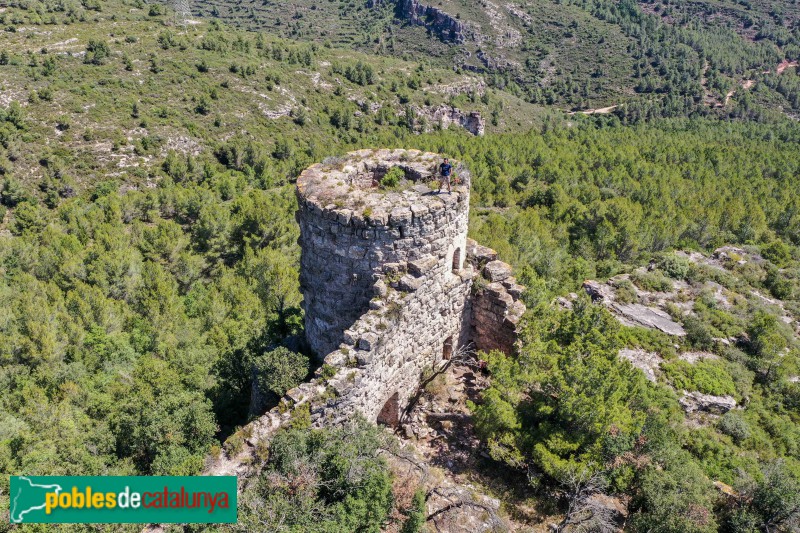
10;477;64;523
9;476;237;524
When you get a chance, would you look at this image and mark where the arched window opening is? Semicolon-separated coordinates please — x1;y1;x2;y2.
452;247;461;272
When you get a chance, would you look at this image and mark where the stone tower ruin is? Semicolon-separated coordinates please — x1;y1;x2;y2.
207;149;526;476
296;149;470;359
294;149;524;426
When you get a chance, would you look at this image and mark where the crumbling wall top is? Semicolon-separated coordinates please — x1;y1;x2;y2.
296;149;469;225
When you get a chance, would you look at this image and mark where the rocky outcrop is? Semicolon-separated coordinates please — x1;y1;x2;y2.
394;0;465;43
583;279;686;337
415;105;485;136
618;348;662;383
679;391;737;414
611;303;686;336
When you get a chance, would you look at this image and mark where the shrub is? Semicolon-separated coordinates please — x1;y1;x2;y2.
1;176;29;206
10;202;46;235
761;240;793;267
661;359;736;397
195;95;211;115
659;253;691;279
718;411;750;444
238;420;393;532
401;490;426;533
682;315;715;351
381;166;405;189
318;363;338;380
612;278;638;304
84;39;110;65
765;266;796;300
631;269;673;292
291;106;307;126
618;325;678;359
254;347;309;398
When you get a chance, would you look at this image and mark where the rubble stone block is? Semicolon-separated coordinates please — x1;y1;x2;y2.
483;260;513;282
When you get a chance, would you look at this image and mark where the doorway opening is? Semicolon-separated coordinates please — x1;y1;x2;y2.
377;392;400;427
443;336;453;361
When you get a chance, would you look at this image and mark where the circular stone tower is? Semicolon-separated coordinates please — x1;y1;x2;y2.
296;149;470;359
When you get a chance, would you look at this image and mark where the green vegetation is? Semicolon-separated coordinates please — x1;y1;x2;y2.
380;166;405;189
631;269;674;292
193;0;800;118
1;0;800;529
237;420;394;532
662;359;737;397
254;346;310;399
472;295;800;530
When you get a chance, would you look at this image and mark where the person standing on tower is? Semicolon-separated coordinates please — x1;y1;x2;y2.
439;158;453;194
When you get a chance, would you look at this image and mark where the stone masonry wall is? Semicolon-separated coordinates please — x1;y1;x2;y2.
467;239;526;355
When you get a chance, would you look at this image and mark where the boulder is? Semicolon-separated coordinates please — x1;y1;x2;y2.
618;349;662;383
610;303;686;337
583;280;615;302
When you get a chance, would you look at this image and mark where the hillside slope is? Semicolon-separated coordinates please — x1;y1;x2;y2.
1;0;800;531
0;0;545;194
193;0;800;116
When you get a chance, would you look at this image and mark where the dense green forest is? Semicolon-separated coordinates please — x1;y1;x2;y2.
0;0;799;530
3;115;800;529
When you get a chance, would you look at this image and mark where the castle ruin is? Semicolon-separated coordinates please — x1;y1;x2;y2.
294;149;524;426
208;149;525;476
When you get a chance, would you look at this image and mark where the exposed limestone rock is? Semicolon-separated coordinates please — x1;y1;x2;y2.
610;302;686;336
394;0;465;43
679;351;719;364
583;280;686;336
679;391;737;414
618;349;663;383
583;279;615;302
713;245;765;266
414;104;485;136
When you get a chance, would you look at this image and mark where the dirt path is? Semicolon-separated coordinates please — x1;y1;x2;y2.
567;105;618;116
725;59;795;106
777;60;799;74
724;88;737;107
